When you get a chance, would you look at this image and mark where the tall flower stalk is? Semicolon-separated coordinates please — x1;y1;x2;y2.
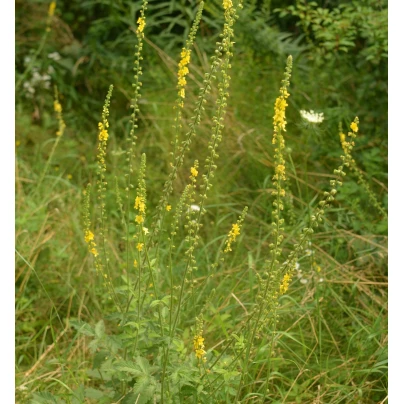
236;55;293;400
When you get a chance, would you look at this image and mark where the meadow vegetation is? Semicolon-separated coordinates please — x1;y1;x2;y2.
15;0;387;403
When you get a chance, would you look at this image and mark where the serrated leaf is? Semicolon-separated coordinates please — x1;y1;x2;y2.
71;385;85;404
30;392;60;404
69;319;95;337
132;377;156;404
85;387;106;400
95;320;106;338
115;360;143;377
124;321;139;330
150;299;164;308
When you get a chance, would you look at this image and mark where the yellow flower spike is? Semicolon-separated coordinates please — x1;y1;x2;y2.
84;230;94;243
190;166;198;177
54;100;62;113
53;88;66;138
135;215;144;224
224;207;248;253
137;17;146;34
99;129;108;141
275;164;286;180
90;247;99;257
280;272;292;295
134;196;146;213
48;1;56;17
177;48;192;101
223;0;233;10
224;223;240;253
193;334;207;361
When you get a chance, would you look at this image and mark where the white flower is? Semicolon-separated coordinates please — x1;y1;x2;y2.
32;71;42;83
190;204;200;212
48;52;61;61
300;109;324;124
295;262;300;271
300;278;308;284
305;249;313;257
142;227;149;235
23;81;35;98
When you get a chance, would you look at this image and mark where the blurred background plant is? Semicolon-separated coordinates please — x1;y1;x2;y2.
15;0;387;402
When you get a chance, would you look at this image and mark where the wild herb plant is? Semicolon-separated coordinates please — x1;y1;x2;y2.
71;0;380;402
15;1;387;403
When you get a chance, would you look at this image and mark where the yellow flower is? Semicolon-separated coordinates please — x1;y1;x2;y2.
48;1;56;17
195;348;206;359
224;223;241;253
67;174;72;180
193;335;205;350
134;196;146;213
99;129;108;141
84;230;94;243
178;66;189;77
179;49;191;66
274;164;286;180
275;164;285;176
134;259;138;268
231;223;240;237
136;243;144;252
223;0;233;10
135;215;144;224
54;100;62;113
90;247;98;257
177;48;191;101
280;273;292;295
193;334;207;361
350;122;358;133
273;97;288;131
166;205;172;211
190;167;198;177
137;17;146;34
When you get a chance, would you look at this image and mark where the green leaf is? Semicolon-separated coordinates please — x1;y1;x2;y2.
115;360;144;377
69;319;95;337
30;392;60;404
95;320;106;338
85;388;105;399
